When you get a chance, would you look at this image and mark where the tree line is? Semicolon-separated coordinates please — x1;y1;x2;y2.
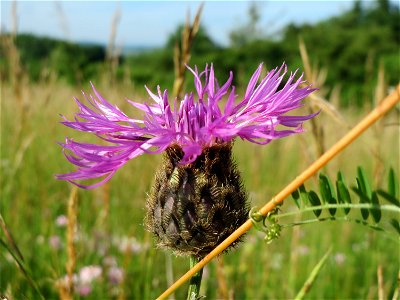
1;0;398;106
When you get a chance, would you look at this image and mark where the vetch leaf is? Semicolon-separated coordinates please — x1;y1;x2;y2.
337;171;346;182
319;174;337;216
292;189;301;209
388;167;398;199
390;219;400;235
377;189;400;207
308;191;322;218
352;180;369;220
299;184;309;207
337;180;351;215
370;192;381;223
357;166;372;199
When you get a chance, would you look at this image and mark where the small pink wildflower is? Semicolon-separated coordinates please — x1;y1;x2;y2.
78;284;92;297
55;215;68;227
78;265;102;284
49;235;62;250
108;266;124;285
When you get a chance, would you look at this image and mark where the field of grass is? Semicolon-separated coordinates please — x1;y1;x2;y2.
1;71;399;300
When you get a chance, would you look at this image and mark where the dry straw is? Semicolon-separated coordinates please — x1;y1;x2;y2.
157;85;400;299
65;187;78;299
172;3;204;99
105;6;121;82
377;264;384;300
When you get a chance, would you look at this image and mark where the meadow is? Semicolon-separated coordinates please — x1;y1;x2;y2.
1;68;399;299
1;2;400;299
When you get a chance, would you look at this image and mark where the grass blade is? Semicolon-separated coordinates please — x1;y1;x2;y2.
0;238;45;300
294;247;332;300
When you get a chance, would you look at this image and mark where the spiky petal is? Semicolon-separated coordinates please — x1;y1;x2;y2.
57;63;317;188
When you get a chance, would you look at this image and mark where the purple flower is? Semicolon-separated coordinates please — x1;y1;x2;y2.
57;63;316;188
78;265;102;284
108;266;124;285
55;214;68;227
49;235;62;250
77;285;92;297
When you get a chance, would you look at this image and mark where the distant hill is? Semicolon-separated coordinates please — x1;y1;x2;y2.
1;0;398;107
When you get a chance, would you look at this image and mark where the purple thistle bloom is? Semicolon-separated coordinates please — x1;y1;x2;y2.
57;63;317;189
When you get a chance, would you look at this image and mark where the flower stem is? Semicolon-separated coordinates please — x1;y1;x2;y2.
186;256;203;300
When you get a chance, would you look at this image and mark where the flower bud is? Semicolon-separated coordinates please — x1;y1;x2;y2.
146;143;249;258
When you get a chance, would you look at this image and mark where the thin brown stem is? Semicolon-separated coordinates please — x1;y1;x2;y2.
377;264;384;300
66;187;78;297
216;258;229;300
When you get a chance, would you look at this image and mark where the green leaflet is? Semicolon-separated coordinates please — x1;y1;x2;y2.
370;192;381;223
336;172;351;215
352;178;370;220
292;189;301;209
319;173;337;216
388;167;398;199
290;167;399;234
308;191;322;218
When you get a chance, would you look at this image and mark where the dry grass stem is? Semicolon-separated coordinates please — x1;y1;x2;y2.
13;134;35;174
288;215;302;298
372;64;387;185
172;3;204;98
309;95;350;129
0;214;24;262
216;258;229;300
299;38;350;162
377;264;384;300
299;39;326;157
66;187;78;297
4;1;25;123
157;85;400;299
3;133;35;197
165;253;175;300
105;6;121;82
54;1;70;40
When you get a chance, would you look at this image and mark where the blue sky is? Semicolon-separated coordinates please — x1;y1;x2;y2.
1;1;370;47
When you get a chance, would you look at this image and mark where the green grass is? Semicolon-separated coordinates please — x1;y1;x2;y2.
1;81;399;299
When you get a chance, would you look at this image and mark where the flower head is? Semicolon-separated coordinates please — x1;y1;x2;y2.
57;63;316;188
78;265;102;285
55;214;68;227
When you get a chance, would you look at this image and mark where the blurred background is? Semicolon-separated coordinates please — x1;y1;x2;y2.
1;0;399;105
1;1;399;299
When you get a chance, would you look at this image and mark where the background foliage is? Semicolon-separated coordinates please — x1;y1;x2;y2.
1;0;399;106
